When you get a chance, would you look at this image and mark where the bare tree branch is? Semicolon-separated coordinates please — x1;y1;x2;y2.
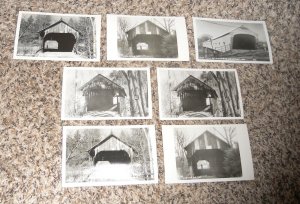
153;18;175;33
66;130;83;162
213;127;237;148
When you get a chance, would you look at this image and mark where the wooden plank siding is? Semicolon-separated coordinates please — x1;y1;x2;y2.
185;131;230;159
202;26;258;53
39;20;80;39
93;136;134;159
126;20;169;43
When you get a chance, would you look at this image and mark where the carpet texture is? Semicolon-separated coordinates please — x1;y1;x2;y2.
0;0;299;203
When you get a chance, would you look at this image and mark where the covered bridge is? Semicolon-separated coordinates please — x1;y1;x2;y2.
184;130;230;177
173;75;218;114
87;134;136;165
202;25;258;53
125;20;170;56
80;74;126;113
38;19;80;52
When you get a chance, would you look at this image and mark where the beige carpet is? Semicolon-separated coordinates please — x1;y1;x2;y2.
0;0;299;203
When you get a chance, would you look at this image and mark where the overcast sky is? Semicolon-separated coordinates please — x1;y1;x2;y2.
159;69;214;91
21;13;82;24
175;126;238;147
66;127;143;140
195;19;268;42
118;16;176;32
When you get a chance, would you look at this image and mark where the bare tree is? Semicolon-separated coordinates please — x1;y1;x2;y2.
121;71;135;116
118;18;129;40
168;70;172;114
66;130;83;163
77;17;94;58
129;71;145;117
213;127;236;148
209;71;228;116
89;17;96;58
124;128;151;179
154;18;175;33
225;72;240;115
109;70;148;117
66;129;104;165
208;71;240;117
175;129;189;177
175;130;187;157
118;18;130;55
18;15;34;40
137;71;147;115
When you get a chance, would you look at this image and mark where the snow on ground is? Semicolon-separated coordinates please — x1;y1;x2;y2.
82;111;119;118
179;111;212;118
36;51;86;59
66;162;147;183
88;162;133;181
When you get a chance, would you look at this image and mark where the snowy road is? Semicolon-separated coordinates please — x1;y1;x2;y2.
179;111;213;118
36;51;84;58
87;162;133;181
82;111;119;118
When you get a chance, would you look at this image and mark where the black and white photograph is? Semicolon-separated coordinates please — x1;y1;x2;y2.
62;125;158;187
13;11;101;61
157;68;243;120
162;124;254;183
107;14;189;61
61;67;152;120
193;18;272;63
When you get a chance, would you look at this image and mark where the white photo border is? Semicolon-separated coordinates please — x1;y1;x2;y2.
193;17;273;64
157;67;244;120
62;125;158;187
61;67;153;120
13;11;101;62
107;14;189;61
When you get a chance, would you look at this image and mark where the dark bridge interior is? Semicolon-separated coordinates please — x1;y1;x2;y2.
85;90;114;112
232;34;256;50
93;150;131;165
190;149;225;177
43;33;76;52
131;34;163;56
182;90;207;112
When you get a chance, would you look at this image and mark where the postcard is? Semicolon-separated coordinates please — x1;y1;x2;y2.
193;17;272;63
13;11;101;61
107;14;189;61
61;67;152;120
157;68;244;120
162;124;254;183
62;125;158;187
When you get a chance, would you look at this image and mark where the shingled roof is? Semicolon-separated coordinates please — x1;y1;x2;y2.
38;19;80;34
80;74;127;97
173;75;218;98
87;134;136;156
204;25;256;42
125;20;169;33
184;130;229;149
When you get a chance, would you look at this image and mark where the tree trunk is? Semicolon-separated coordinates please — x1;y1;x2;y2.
219;73;234;116
137;71;147;115
129;71;145;117
225;72;238;116
143;128;152;179
211;72;228;116
87;26;92;58
18;23;33;40
74;70;78;114
89;17;96;58
122;71;135;116
66;131;81;163
168;70;172;114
